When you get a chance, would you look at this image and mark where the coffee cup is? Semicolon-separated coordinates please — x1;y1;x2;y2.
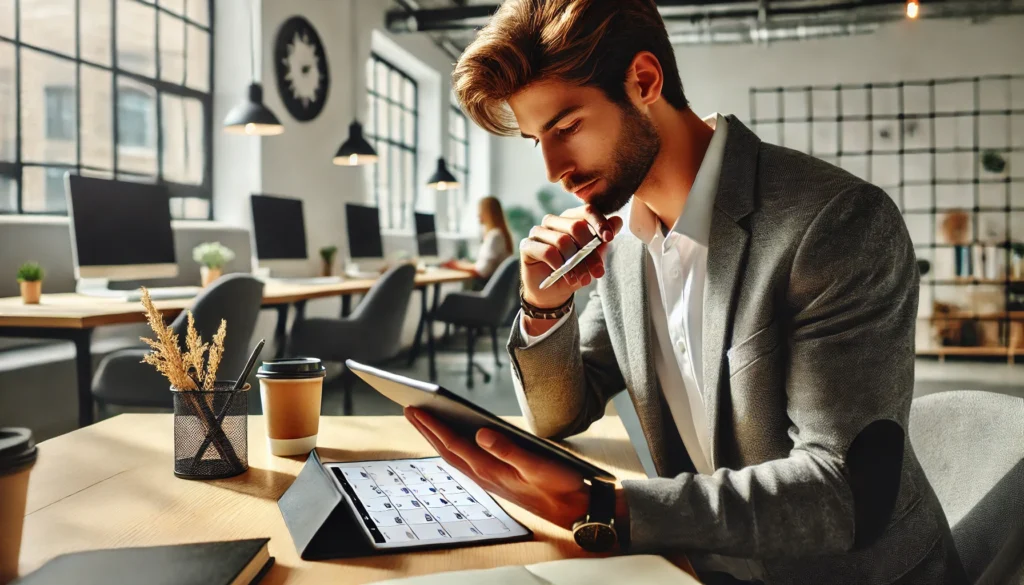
257;358;327;456
0;428;37;585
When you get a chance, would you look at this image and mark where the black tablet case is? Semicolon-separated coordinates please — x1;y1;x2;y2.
277;450;532;560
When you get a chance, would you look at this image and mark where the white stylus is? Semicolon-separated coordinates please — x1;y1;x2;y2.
538;236;603;290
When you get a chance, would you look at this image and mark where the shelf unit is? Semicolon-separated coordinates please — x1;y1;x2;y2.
751;75;1024;363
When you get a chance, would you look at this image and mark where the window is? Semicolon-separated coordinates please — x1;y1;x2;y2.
365;53;417;231
447;104;470;233
45;86;76;140
117;88;155;149
0;0;213;218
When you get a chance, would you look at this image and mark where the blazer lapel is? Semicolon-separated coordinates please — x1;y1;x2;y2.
702;116;759;469
618;236;694;478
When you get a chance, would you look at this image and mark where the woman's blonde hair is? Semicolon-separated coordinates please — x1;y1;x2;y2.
453;0;687;137
479;196;514;255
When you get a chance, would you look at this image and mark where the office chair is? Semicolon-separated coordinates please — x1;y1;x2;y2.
288;264;416;414
91;274;265;414
429;257;520;389
909;390;1024;585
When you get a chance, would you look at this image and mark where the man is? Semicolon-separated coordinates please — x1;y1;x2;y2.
404;1;966;583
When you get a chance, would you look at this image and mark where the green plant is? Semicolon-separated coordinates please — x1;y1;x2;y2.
16;262;43;282
192;242;235;269
982;150;1007;174
319;245;338;264
505;206;539;244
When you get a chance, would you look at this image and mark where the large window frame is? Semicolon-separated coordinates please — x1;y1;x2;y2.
365;52;418;232
0;0;214;218
447;103;469;234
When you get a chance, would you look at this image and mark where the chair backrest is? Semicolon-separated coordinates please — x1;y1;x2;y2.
349;263;418;358
909;390;1024;584
170;274;265;383
479;256;521;320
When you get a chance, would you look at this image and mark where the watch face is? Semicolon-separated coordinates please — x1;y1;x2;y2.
573;521;617;552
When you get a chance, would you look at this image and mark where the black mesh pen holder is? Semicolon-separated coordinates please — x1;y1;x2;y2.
171;382;249;480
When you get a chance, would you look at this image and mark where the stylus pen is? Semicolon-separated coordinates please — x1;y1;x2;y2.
539;236;603;290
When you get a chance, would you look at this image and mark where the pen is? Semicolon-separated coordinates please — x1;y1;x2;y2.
539;236;603;290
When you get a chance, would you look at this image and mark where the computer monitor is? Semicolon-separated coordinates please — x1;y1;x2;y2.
345;204;386;277
251;194;308;260
66;174;178;280
414;212;439;262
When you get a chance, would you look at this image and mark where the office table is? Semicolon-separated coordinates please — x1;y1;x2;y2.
18;414;695;584
0;269;473;427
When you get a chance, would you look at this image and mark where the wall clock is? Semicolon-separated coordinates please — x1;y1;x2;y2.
274;16;330;122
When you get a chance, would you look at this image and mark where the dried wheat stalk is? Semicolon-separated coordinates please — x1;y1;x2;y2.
204;320;227;390
183;312;209;388
139;287;196;390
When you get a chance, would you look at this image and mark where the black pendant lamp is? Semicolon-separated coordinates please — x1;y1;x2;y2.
333;1;377;166
223;0;284;136
427;157;460;191
333;121;378;166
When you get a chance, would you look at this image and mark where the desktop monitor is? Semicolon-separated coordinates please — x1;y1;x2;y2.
66;174;178;280
345;204;384;260
251;194;309;260
414;212;438;260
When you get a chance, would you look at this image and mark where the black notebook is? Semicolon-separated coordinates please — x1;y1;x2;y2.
13;539;273;585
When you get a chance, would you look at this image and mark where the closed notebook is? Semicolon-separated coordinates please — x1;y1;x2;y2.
13;539;274;585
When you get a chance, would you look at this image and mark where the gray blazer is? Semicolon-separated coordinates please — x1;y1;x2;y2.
508;117;966;584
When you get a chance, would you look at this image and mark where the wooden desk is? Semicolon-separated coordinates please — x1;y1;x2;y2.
19;414;694;584
0;270;473;427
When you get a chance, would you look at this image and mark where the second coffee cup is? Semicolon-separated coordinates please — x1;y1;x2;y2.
0;428;38;585
256;358;326;456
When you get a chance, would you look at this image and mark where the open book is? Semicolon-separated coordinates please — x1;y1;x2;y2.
373;555;700;585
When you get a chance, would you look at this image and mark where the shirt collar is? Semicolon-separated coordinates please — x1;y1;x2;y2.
627;113;729;248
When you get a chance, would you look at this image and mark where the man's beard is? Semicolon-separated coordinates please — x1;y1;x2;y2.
568;102;660;215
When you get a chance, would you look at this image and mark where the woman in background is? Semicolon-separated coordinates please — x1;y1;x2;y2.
443;196;514;282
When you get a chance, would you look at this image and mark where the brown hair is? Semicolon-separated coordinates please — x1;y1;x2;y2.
453;0;687;136
479;196;514;255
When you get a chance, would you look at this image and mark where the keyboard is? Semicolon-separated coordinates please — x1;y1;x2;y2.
125;287;201;301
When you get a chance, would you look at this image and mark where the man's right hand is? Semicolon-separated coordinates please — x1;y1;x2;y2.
519;205;623;336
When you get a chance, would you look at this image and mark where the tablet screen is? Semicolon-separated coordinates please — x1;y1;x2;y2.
326;458;531;549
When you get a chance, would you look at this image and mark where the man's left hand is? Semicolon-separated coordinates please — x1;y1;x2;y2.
405;407;589;530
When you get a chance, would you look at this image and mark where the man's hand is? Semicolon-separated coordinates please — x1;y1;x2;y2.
405;407;589;530
519;205;624;336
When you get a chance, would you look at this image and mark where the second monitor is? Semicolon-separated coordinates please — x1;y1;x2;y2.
345;203;386;276
414;212;439;265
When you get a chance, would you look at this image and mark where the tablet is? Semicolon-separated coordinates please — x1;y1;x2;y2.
346;360;615;481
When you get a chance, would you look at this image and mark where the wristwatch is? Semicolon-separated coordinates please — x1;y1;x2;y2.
572;479;618;552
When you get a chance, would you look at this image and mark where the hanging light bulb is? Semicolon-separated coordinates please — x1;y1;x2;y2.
332;1;378;166
224;0;284;135
427;158;460;191
906;0;920;19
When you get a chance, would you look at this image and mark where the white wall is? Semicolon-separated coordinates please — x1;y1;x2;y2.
490;15;1024;214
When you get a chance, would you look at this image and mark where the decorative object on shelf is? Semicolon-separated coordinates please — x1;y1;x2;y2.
333;1;377;166
224;0;284;136
15;262;43;305
138;288;248;479
274;16;329;122
193;242;235;287
940;210;971;277
931;301;967;347
427;157;460;191
319;245;338;277
1010;242;1024;279
916;259;931;277
981;150;1008;175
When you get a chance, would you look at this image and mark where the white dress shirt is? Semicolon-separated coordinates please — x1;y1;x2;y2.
520;114;729;476
475;228;511;279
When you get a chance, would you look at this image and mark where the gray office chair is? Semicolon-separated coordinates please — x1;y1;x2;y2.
92;274;265;413
429;257;520;388
288;264;417;414
909;390;1024;585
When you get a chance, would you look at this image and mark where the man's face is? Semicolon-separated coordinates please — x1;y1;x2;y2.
509;79;660;215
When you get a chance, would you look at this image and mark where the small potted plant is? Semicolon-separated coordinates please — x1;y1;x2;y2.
192;242;235;287
319;245;338;277
16;262;43;304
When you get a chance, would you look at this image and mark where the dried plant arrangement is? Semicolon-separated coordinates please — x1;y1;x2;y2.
138;287;240;470
139;287;227;390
